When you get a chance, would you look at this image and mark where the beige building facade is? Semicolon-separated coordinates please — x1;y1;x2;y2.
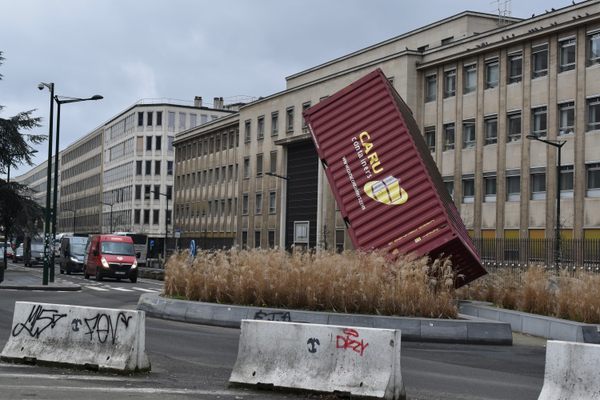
176;2;600;248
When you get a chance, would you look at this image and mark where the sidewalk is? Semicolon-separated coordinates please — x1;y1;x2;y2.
0;262;81;291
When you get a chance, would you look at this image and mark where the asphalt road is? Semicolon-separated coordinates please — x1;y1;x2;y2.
0;261;547;400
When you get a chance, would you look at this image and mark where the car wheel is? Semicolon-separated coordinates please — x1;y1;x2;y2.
84;269;90;279
96;269;103;281
60;269;64;274
129;276;137;283
66;269;71;275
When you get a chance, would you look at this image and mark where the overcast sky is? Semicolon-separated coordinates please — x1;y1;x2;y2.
1;0;572;176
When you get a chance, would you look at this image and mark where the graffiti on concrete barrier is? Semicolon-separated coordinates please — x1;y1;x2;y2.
12;305;67;338
253;310;291;322
83;312;132;344
307;337;320;353
336;328;369;356
71;318;83;332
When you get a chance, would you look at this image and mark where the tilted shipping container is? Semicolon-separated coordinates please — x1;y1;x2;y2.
303;69;486;287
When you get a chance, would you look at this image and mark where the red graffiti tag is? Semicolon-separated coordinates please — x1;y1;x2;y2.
336;328;369;356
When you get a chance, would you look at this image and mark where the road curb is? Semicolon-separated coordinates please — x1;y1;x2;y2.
0;284;81;291
137;293;513;345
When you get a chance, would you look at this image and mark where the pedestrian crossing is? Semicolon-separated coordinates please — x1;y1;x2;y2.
83;283;160;293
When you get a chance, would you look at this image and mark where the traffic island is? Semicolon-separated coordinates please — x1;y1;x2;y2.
137;293;513;345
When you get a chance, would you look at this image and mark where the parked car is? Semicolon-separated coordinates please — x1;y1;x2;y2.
1;243;14;259
59;236;88;275
84;234;138;283
25;241;45;267
13;244;23;263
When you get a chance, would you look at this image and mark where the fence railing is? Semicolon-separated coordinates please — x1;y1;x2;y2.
472;238;600;272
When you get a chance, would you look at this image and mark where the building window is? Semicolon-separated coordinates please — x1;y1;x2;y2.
137;112;144;127
255;193;263;214
146;111;153;126
268;230;275;248
441;36;453;45
443;69;456;98
587;97;600;131
587;163;600;197
506;175;521;202
153;185;160;200
462;120;475;149
243;157;250;179
146;136;152;151
484;176;496;202
425;74;436;102
558;102;575;136
559;38;576;72
143;210;150;224
443;123;455;151
136;161;143;175
156;111;162;126
190;114;197;128
532;106;548;137
257;116;264;140
254;230;261;248
424;126;435;152
155;160;161;175
153;210;159;225
485;59;499;89
532;43;548;78
134;209;141;224
166;185;172;200
168;112;175;131
242;194;249;215
463;64;476;94
256;153;263;177
462;178;474;203
179;112;186;130
302;101;311;129
531;172;546;200
507;112;522;142
271;111;279;136
155;136;162;151
168;136;174;151
588;32;600;66
244;120;251;143
135;185;141;200
144;185;151;200
293;221;309;245
145;160;152;175
269;191;276;214
286;107;294;132
167;161;173;175
241;231;248;249
485;116;498;145
444;179;454;199
270;151;277;174
560;165;574;198
508;52;522;83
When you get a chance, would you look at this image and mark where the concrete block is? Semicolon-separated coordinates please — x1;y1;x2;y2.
184;302;214;325
210;303;250;328
162;299;187;322
137;293;167;316
327;313;375;328
548;320;580;342
467;322;512;345
538;341;600;400
1;302;150;372
522;315;551;339
420;320;467;343
287;310;330;325
230;320;405;400
497;310;524;332
374;317;421;341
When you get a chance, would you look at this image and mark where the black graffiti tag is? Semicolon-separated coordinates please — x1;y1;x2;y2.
253;310;291;322
71;318;82;332
83;312;132;344
307;337;320;353
11;305;67;338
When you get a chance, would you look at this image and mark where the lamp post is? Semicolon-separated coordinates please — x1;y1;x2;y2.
526;135;567;268
100;202;114;233
38;82;54;286
63;208;76;234
150;190;170;258
49;94;102;282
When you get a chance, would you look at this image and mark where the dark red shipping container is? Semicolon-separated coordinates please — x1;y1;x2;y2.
303;69;486;287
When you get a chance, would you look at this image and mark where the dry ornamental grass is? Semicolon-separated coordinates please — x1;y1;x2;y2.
164;248;459;319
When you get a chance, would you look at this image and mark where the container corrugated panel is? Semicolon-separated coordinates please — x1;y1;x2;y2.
303;68;486;287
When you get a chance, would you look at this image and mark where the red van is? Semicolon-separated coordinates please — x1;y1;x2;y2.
84;234;138;283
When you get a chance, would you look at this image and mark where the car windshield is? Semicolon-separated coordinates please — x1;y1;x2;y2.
71;243;87;256
31;243;44;251
100;241;134;256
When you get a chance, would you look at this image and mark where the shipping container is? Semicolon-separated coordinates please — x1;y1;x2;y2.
303;69;486;287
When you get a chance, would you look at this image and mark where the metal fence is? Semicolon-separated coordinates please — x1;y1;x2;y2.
472;238;600;272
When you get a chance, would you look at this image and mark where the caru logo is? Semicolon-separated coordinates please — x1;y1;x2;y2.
364;175;408;206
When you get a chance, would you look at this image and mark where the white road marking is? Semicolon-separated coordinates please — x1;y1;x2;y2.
132;287;159;293
0;384;251;396
0;372;140;382
111;287;134;292
86;286;109;292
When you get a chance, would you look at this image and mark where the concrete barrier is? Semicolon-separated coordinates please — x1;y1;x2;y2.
1;301;150;372
538;340;600;400
229;320;405;399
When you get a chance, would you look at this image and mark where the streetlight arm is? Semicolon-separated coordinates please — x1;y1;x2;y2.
55;95;103;105
525;135;566;148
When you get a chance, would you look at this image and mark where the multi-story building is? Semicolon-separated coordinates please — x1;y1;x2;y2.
13;159;54;207
174;1;600;250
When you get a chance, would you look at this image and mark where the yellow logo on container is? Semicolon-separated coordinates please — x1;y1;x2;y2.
364;175;408;205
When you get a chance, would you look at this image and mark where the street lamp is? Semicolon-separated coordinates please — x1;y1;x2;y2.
49;94;102;282
63;208;76;234
100;202;114;233
526;134;567;268
38;82;54;286
150;190;170;258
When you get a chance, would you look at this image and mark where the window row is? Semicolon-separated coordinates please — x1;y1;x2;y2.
176;163;238;189
241;191;277;215
243;151;278;179
60;193;101;214
62;133;102;164
62;174;101;196
103;186;132;205
243;102;313;143
134;184;172;201
176;130;239;162
135;160;173;177
133;208;172;226
425;33;600;102
240;230;277;249
62;154;101;181
175;198;238;220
